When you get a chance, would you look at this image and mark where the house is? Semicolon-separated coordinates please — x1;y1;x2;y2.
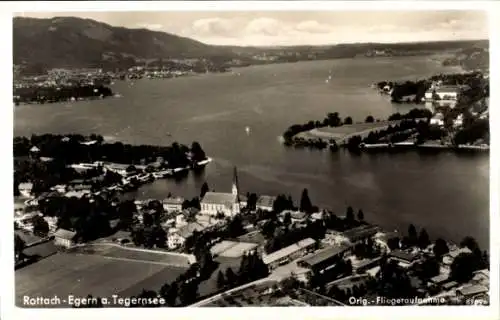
262;237;316;270
429;274;450;287
279;210;307;223
430;113;444;126
178;222;207;240
424;85;461;102
442;247;472;265
471;269;489;286
53;229;77;248
162;197;184;212
298;244;353;272
342;225;381;244
256;195;276;211
456;284;489;299
167;228;186;249
388;250;420;269
18;182;33;198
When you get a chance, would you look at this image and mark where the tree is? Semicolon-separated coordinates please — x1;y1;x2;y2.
344;117;353;125
365;115;375;123
200;182;209;198
283;211;292;227
387;237;400;251
227;215;245;238
191;141;206;162
408;224;418;246
225;267;237;287
179;281;199;306
460;236;480;252
14;234;25;261
299;188;312;213
433;238;449;259
450;253;477;283
159;283;171;300
32;215;50;236
216;270;226;289
418;228;430;249
345;206;355;224
357;209;364;222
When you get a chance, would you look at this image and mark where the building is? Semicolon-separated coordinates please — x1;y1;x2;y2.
18;182;33;198
279;210;307;223
430;113;445;126
256;195;276;211
167;228;186;249
162;197;184;212
471;269;489;287
388;250;420;269
342;225;381;244
456;284;489;299
442;247;472;266
298;244;353;272
262;238;316;270
424;85;462;102
200;167;243;217
53;229;77;248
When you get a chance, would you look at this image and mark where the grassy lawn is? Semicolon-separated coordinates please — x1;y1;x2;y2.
72;244;192;267
16;252;188;308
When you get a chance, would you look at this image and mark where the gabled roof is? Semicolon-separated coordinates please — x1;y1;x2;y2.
29;146;40;152
262;237;316;265
163;197;184;205
54;228;76;240
299;244;352;267
389;250;419;263
256;195;276;208
201;192;236;206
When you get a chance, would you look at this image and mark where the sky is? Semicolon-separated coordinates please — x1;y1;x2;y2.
15;11;489;46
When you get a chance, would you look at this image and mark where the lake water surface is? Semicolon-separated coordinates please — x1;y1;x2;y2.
14;56;489;248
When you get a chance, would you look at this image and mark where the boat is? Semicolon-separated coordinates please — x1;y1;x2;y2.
245;126;251;135
166;132;172;137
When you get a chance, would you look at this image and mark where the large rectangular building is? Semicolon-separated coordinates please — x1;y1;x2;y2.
298;244;353;272
262;238;316;270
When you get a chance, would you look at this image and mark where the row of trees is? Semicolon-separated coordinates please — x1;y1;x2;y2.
216;251;269;290
14;85;113;104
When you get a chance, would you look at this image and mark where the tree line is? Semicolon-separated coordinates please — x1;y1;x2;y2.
14;85;113;104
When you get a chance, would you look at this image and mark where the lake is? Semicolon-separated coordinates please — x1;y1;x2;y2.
14;56;489;248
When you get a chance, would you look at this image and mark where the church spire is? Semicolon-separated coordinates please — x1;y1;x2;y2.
232;166;239;198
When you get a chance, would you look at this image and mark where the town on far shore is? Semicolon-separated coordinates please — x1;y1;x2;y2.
14;133;489;307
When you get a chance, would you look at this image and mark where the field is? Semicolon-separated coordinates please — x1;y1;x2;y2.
71;243;195;267
297;120;402;142
16;252;187;308
210;241;258;258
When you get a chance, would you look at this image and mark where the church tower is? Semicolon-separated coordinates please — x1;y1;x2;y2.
232;166;239;198
232;166;241;215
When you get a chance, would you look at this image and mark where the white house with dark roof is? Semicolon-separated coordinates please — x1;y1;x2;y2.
162;197;184;212
18;182;33;198
53;228;77;248
256;195;276;211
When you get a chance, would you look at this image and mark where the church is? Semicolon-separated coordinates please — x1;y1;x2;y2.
200;167;247;217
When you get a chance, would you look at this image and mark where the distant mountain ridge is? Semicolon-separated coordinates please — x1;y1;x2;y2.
13;16;231;70
13;16;489;72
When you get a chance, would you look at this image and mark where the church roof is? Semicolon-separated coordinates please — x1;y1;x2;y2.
201;192;237;206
